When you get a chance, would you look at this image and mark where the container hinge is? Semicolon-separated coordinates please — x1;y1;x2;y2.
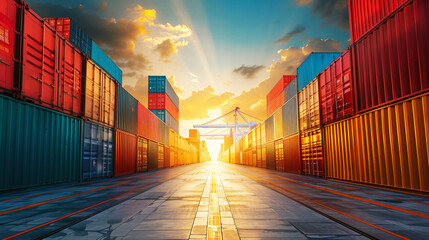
0;58;10;66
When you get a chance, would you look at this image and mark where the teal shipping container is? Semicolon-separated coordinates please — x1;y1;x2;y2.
297;52;341;91
91;42;123;84
116;85;138;134
0;95;81;191
82;121;114;180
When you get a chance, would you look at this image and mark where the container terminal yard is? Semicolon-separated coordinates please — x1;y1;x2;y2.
0;0;428;239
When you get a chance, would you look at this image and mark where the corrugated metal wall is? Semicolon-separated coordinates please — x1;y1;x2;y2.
324;93;429;192
116;85;138;134
82;121;114;180
0;95;81;191
114;130;137;176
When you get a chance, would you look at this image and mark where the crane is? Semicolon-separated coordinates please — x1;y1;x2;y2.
193;107;259;142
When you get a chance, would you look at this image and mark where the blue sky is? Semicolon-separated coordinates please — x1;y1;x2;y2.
26;0;350;158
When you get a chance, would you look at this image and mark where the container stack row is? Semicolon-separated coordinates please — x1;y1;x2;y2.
148;76;179;133
219;0;429;193
0;0;210;191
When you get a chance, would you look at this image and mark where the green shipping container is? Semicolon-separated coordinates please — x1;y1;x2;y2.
0;95;82;191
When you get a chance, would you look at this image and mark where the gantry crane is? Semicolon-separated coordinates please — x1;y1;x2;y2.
193;107;259;142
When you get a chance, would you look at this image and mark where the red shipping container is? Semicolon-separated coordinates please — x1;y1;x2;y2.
267;75;295;104
0;0;21;92
352;0;429;113
319;48;354;125
115;130;137;176
148;111;160;142
267;91;285;116
21;8;83;116
148;93;179;120
137;102;150;138
283;134;301;174
45;18;71;40
349;0;408;42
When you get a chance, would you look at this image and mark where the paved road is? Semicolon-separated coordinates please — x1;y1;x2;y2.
0;162;428;239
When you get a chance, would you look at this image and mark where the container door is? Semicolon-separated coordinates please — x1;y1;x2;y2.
0;0;19;91
61;42;82;115
275;140;284;172
137;137;148;172
22;11;57;106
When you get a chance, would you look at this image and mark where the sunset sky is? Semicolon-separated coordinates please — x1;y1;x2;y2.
27;0;351;160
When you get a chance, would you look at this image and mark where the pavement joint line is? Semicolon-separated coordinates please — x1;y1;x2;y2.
190;165;211;239
207;166;222;240
216;165;240;240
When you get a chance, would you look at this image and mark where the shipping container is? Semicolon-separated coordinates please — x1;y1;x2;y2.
189;129;200;143
148;112;160;142
137;102;149;138
267;90;285;117
114;130;136;176
82;121;114;180
148;92;179;120
348;0;408;42
164;146;170;168
158;144;165;169
137;137;148;172
319;49;354;125
265;116;274;142
0;95;81;191
323;92;429;192
148;75;179;109
116;85;138;134
266;142;276;170
282;96;298;137
148;140;158;171
84;59;116;126
284;77;298;102
299;78;320;131
275;140;284;172
45;18;92;57
267;75;296;105
352;0;429;113
149;109;179;133
0;0;22;93
274;107;283;140
301;128;324;177
91;41;122;84
297;52;341;91
21;8;84;116
283;134;301;174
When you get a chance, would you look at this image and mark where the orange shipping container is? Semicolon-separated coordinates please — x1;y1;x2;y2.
84;59;116;126
301;128;324;177
115;130;137;176
323;93;429;192
299;78;320;131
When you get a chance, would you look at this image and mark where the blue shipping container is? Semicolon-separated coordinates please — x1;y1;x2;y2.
0;95;81;191
150;109;179;133
297;52;341;91
148;76;179;109
91;42;123;84
70;20;92;58
82;121;114;180
116;85;138;134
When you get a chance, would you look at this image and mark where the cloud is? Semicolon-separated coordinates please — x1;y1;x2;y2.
297;0;349;30
295;0;313;5
128;4;157;23
27;2;151;72
154;39;178;59
222;38;342;120
274;25;306;44
93;0;108;12
233;65;265;79
180;86;234;120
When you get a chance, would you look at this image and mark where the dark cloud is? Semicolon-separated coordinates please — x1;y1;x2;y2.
274;25;306;44
233;65;265;79
93;0;108;12
27;2;151;70
296;0;349;30
154;39;177;59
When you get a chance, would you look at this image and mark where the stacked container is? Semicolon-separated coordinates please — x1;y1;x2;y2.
297;53;341;91
148;76;179;132
44;17;122;84
266;75;296;116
